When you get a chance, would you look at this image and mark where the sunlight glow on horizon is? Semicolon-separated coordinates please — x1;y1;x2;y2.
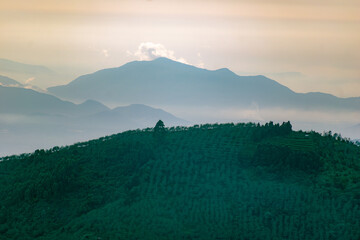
0;0;359;97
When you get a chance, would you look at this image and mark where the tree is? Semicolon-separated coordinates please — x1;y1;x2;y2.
280;121;292;135
154;120;165;133
154;120;166;142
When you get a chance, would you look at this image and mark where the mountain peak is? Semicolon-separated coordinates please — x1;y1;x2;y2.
214;67;235;74
152;57;174;62
150;57;189;66
217;67;230;71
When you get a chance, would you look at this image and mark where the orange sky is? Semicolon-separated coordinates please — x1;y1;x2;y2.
1;0;359;96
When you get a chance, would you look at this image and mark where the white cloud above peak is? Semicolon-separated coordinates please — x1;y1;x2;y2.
132;42;188;64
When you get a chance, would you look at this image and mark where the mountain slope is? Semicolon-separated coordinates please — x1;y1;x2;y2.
0;85;80;116
0;75;23;86
0;58;61;88
0;123;359;239
0;85;187;121
48;57;360;111
0;85;188;156
88;104;187;127
77;99;110;116
0;58;53;74
0;85;112;117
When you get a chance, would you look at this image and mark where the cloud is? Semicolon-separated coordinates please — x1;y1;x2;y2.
102;49;109;58
25;77;35;84
133;42;187;64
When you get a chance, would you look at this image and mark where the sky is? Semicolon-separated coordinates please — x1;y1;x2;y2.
1;0;359;97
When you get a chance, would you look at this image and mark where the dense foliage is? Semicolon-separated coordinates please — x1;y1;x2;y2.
0;122;359;239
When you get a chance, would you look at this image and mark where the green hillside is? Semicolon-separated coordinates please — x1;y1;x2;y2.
0;122;359;239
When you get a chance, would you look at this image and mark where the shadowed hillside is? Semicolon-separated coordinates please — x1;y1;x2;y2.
0;122;359;239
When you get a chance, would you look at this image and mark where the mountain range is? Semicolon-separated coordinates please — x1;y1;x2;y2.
0;75;23;86
0;74;45;93
2;57;360;155
48;57;360;111
0;85;96;116
0;83;187;156
0;58;63;88
0;58;53;75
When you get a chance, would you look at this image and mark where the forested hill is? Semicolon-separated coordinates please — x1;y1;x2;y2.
1;122;360;239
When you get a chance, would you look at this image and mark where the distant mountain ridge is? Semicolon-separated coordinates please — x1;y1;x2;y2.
0;85;188;156
88;103;187;127
0;85;93;117
0;85;187;122
0;75;23;86
48;57;360;111
0;58;61;88
0;58;53;74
